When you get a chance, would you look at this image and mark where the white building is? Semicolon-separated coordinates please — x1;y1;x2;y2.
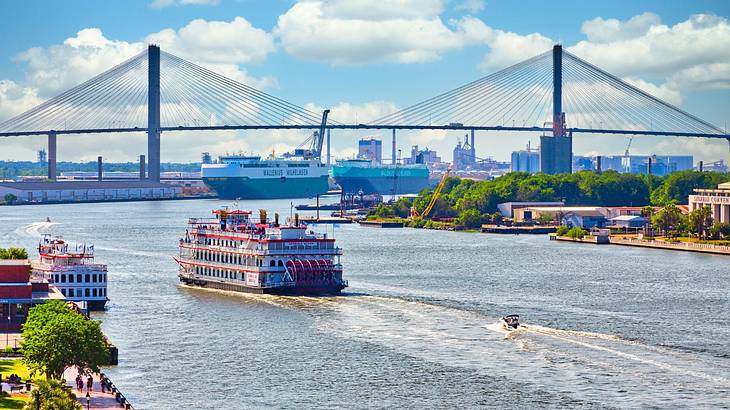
688;182;730;223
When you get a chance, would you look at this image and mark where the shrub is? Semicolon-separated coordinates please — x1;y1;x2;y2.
566;227;588;239
0;247;28;259
555;225;570;236
455;209;482;229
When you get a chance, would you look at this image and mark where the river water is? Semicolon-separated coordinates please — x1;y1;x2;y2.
1;199;729;409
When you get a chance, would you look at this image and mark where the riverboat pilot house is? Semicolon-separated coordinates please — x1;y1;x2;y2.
688;182;730;223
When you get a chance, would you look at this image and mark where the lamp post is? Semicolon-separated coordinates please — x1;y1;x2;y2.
86;391;90;410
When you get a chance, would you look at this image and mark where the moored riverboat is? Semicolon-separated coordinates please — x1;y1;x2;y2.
175;209;347;295
31;234;109;310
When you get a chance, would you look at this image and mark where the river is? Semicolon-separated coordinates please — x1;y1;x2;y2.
1;199;728;409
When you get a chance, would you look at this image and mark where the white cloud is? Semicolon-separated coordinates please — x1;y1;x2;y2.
150;0;219;9
581;12;661;44
568;14;730;82
479;30;553;70
16;28;143;97
146;17;275;65
623;77;682;106
0;80;43;121
454;0;485;13
275;0;491;64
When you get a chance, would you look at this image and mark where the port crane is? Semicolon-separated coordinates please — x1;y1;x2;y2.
410;166;452;219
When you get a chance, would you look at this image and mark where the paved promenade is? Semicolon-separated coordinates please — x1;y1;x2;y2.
63;368;131;410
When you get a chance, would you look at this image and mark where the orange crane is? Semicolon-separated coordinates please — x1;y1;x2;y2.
410;166;452;219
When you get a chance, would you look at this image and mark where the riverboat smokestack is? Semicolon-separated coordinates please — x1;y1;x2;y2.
274;213;279;226
295;213;299;227
259;209;268;224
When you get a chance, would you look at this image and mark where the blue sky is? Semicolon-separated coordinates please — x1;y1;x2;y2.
1;0;729;163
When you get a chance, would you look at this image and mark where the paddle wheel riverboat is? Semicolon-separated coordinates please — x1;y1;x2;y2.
175;209;347;295
31;234;108;310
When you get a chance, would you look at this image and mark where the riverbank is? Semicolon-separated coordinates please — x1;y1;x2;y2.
552;234;730;255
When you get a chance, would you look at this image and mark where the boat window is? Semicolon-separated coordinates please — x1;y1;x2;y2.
92;274;97;282
69;288;74;297
69;275;74;283
278;260;283;267
270;260;275;267
93;288;97;297
77;274;82;283
61;289;66;296
85;274;90;283
85;289;90;297
61;274;66;283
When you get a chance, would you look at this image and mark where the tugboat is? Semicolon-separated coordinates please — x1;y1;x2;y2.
174;208;347;295
500;315;520;330
31;234;108;310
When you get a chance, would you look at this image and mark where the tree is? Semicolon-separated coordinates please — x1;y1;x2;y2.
455;209;482;229
641;205;655;218
24;379;82;410
709;222;730;240
0;247;28;259
566;227;588;239
22;301;109;379
688;206;713;239
652;204;685;238
3;193;17;204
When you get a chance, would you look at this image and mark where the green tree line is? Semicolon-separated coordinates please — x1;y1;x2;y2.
371;170;730;229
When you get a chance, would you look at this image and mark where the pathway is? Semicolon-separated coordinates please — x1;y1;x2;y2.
63;368;130;410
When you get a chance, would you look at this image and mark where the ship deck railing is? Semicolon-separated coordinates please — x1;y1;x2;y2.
177;257;342;275
190;228;331;241
181;242;342;256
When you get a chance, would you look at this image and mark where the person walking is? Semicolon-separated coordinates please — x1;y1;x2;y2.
87;375;93;392
79;378;84;392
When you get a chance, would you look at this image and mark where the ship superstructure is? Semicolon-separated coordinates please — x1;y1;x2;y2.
175;209;347;295
31;235;108;310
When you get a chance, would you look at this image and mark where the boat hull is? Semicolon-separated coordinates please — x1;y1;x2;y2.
333;175;429;195
203;176;330;199
179;275;345;296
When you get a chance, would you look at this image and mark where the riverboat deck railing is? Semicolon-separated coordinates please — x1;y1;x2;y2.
181;242;342;256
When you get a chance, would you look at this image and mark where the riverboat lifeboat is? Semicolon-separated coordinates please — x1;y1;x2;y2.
30;234;108;310
175;209;347;295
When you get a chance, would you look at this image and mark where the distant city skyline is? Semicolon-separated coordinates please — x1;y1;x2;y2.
1;0;729;163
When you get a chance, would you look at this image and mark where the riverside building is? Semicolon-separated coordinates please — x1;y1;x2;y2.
688;182;730;223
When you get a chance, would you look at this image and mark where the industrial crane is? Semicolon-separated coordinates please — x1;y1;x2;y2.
625;136;634;157
410;166;452;220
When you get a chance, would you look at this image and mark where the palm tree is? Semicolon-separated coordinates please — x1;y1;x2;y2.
23;379;82;410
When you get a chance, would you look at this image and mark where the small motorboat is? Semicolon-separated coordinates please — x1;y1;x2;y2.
500;314;520;330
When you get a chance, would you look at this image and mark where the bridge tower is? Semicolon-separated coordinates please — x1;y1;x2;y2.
147;45;161;182
540;44;573;174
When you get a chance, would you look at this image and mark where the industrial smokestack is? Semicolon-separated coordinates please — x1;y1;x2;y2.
139;155;146;180
470;129;475;158
647;156;653;175
97;156;103;181
698;161;704;172
392;129;396;165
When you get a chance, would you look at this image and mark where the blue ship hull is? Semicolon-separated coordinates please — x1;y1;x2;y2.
203;176;330;199
334;176;429;195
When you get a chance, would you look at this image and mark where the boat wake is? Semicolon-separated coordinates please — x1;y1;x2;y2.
14;221;60;238
294;295;730;408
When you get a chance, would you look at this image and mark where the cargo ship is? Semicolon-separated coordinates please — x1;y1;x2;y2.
202;155;330;199
174;209;347;295
31;234;108;310
201;110;331;200
331;159;430;195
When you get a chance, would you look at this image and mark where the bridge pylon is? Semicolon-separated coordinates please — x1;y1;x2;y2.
147;45;161;182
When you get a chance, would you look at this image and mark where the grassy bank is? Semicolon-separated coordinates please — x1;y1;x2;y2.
0;359;33;410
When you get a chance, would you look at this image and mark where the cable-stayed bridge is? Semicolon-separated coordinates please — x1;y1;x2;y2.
0;45;727;180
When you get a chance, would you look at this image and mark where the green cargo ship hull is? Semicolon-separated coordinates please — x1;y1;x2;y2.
204;176;330;199
332;163;430;195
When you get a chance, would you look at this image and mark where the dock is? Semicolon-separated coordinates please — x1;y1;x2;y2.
299;216;353;224
358;220;404;228
481;225;556;234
